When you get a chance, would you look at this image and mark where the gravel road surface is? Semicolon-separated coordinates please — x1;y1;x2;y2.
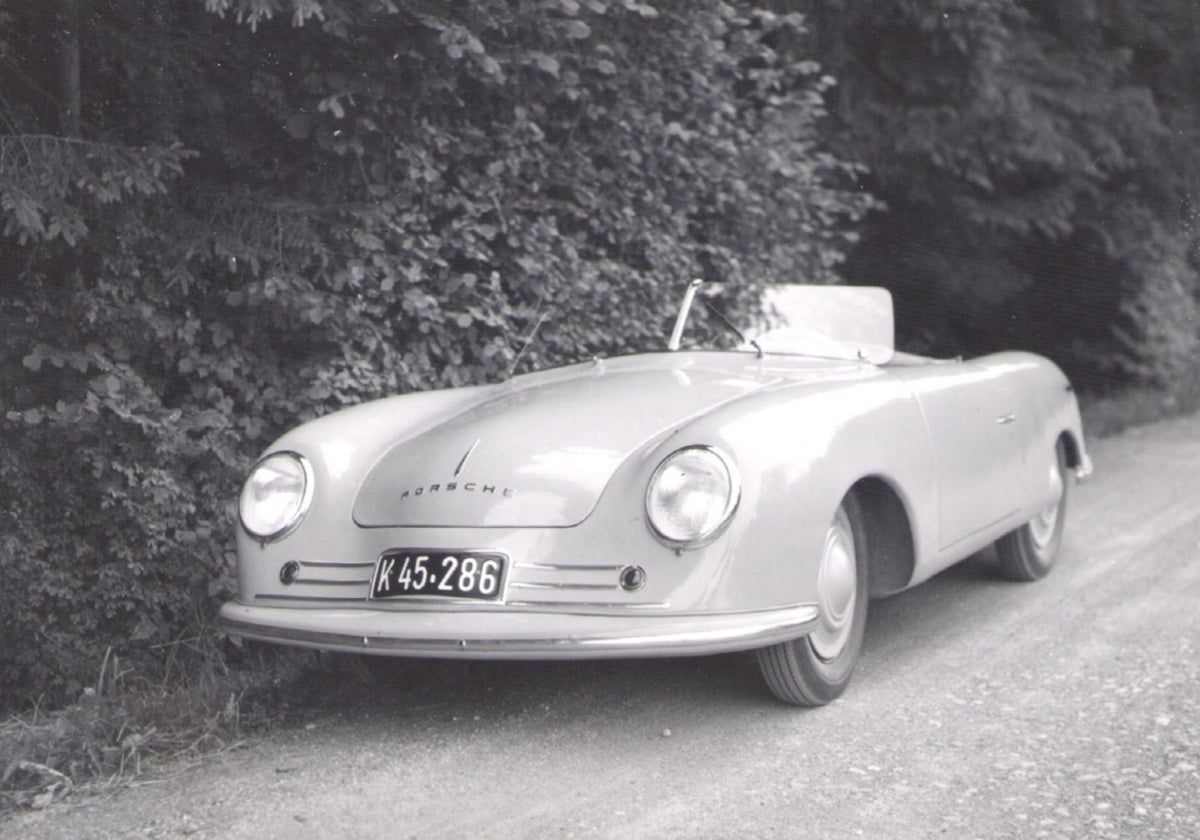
6;412;1199;839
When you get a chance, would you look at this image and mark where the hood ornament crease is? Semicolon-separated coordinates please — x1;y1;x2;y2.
455;438;481;478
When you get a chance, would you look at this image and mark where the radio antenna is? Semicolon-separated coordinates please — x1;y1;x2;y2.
508;305;552;378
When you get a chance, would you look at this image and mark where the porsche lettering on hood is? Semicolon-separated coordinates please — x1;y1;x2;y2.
394;480;516;501
351;365;772;528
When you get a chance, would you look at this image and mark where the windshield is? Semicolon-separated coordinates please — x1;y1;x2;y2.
671;282;895;365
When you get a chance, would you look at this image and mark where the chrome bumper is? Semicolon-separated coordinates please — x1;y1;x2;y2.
218;601;820;659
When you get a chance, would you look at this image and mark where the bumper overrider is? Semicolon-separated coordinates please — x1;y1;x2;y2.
217;602;820;660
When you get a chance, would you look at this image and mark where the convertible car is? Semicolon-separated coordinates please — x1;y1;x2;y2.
220;282;1092;705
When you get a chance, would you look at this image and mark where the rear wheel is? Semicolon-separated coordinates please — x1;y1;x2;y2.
995;442;1069;581
757;493;869;706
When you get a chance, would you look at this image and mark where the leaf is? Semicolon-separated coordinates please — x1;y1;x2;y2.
563;19;591;39
533;53;561;76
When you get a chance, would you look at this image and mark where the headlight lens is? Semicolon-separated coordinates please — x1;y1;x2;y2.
645;446;739;546
239;452;314;541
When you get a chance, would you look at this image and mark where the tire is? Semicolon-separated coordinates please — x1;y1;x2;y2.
757;492;869;706
995;442;1069;581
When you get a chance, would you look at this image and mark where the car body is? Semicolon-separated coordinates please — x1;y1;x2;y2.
219;282;1092;704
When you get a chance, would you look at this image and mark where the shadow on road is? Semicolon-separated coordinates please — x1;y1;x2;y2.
271;547;1026;725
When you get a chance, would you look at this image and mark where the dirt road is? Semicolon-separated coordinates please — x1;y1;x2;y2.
7;413;1200;839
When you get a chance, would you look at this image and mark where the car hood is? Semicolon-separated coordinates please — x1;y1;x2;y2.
352;358;779;528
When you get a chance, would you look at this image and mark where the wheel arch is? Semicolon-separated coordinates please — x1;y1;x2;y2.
848;476;917;598
1058;429;1083;471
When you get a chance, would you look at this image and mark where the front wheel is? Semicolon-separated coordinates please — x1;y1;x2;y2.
757;493;869;706
995;442;1070;581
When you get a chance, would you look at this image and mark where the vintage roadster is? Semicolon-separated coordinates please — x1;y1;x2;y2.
220;282;1092;705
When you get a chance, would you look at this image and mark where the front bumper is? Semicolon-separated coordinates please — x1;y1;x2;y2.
218;601;820;660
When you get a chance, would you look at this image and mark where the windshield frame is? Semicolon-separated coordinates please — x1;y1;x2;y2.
666;281;895;365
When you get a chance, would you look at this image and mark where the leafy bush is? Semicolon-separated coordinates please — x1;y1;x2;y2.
1113;220;1200;387
0;0;871;707
793;0;1200;390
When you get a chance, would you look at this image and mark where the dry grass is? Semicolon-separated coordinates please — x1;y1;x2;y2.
1080;375;1200;439
0;632;305;812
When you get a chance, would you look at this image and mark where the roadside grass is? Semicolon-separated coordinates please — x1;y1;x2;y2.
0;631;310;813
1079;378;1200;438
4;380;1200;816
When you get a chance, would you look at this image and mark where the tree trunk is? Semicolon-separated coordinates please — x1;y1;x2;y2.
56;0;81;137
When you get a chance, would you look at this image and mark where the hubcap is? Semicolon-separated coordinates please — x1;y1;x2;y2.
1030;463;1065;551
810;507;858;661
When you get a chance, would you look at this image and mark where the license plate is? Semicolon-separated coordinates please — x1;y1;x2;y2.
370;550;507;601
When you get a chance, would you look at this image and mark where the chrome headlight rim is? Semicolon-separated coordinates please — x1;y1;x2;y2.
238;451;315;542
645;445;741;549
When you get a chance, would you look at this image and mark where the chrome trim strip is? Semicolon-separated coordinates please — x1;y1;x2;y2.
508;582;618;591
515;563;623;572
255;594;669;610
292;578;371;587
504;600;670;610
255;594;365;604
298;560;376;569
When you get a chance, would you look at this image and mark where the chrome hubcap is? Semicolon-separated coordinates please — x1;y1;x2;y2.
1030;463;1065;551
811;507;858;661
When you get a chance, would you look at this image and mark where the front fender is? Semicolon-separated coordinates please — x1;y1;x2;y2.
627;364;936;612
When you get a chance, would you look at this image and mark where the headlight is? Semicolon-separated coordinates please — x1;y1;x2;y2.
645;446;740;547
239;452;314;541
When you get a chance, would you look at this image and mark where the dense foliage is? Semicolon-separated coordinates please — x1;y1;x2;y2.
0;0;871;705
790;0;1200;389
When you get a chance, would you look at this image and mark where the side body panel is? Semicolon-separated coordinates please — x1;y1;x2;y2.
885;351;1089;582
884;357;1026;554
